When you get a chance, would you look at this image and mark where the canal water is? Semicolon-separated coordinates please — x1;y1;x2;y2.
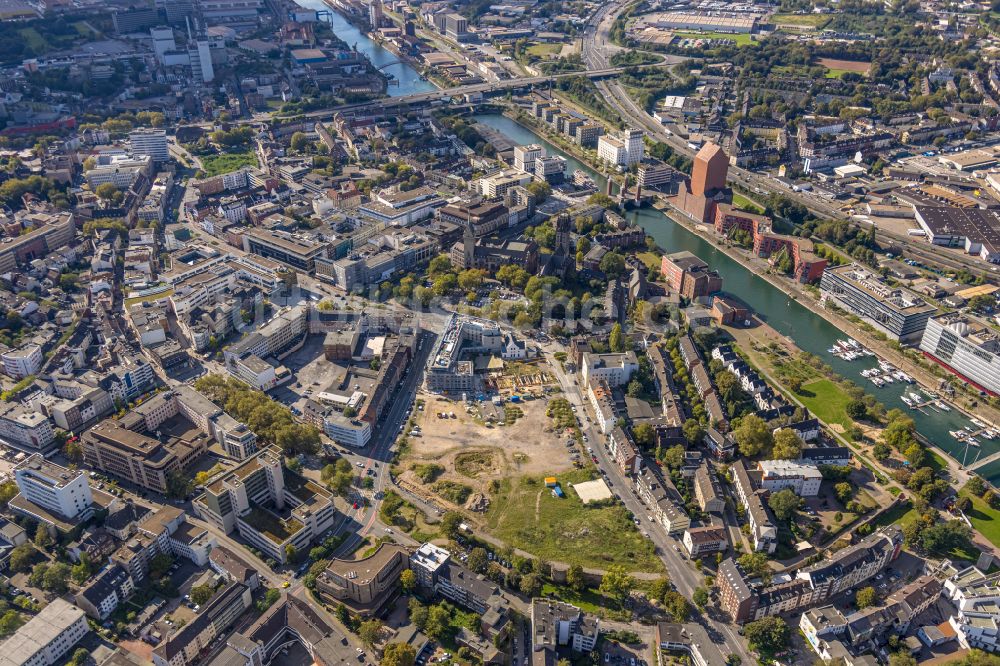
474;115;997;477
298;0;437;96
287;6;996;480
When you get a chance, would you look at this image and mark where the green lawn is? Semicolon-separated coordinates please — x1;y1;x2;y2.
73;21;96;37
19;28;47;52
674;31;755;46
960;490;1000;551
540;583;628;619
526;43;562;58
636;252;661;272
200;151;258;177
796;378;853;433
869;501;918;531
485;471;664;573
770;13;830;27
733;192;764;214
825;68;854;79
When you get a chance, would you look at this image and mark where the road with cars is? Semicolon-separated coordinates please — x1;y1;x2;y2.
537;340;754;665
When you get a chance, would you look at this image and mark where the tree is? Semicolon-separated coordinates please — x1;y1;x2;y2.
599;253;626;278
290;132;312;152
425;604;452;640
769;489;800;521
467;547;488;573
71;553;93;585
598;564;634;604
743;616;789;654
42;563;70;594
63;440;83;463
692;586;709;609
682;419;705;446
382;643;416;666
457;269;484;292
0;481;16;509
10;544;36;573
95;182;120;201
855;586;877;609
67;649;89;666
409;599;428;630
358;619;384;648
566;564;585;592
835;482;853;504
771;429;803;460
883;413;916;451
966;476;987;498
166;470;194;499
904;442;926;467
872;442;891;460
888;653;918;666
527;180;552;202
632;423;655;448
427;254;452;277
0;610;23;638
191;584;216;605
663;590;690;622
285;544;297;563
737;552;770;581
846;399;868;420
662;444;686;470
496;264;530;290
732;414;772;457
609;323;625;352
400;569;417;594
440;511;463;539
33;524;51;550
649;577;672;602
520;573;542;597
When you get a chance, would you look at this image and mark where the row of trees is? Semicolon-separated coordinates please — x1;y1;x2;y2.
194;375;321;455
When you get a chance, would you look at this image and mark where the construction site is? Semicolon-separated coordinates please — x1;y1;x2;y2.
396;391;578;516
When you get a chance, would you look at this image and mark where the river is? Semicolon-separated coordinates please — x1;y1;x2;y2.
291;4;996;481
297;0;437;96
473;114;998;480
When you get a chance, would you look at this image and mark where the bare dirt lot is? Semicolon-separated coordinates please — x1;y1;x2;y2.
816;57;871;74
398;393;576;510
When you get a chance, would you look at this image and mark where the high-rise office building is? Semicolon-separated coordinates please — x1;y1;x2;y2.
130;128;169;162
369;0;383;29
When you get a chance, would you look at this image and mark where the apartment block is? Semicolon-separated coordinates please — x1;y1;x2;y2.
152;581;253;666
193;449;336;564
0;598;88;666
580;351;639;387
757;460;823;497
719;526;903;623
13;454;93;521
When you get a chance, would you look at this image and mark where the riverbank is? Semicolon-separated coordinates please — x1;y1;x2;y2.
660;202;1000;471
495;104;999;476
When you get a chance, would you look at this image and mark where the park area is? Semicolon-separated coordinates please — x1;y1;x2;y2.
725;323;859;438
485;469;665;573
200;151;258;177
